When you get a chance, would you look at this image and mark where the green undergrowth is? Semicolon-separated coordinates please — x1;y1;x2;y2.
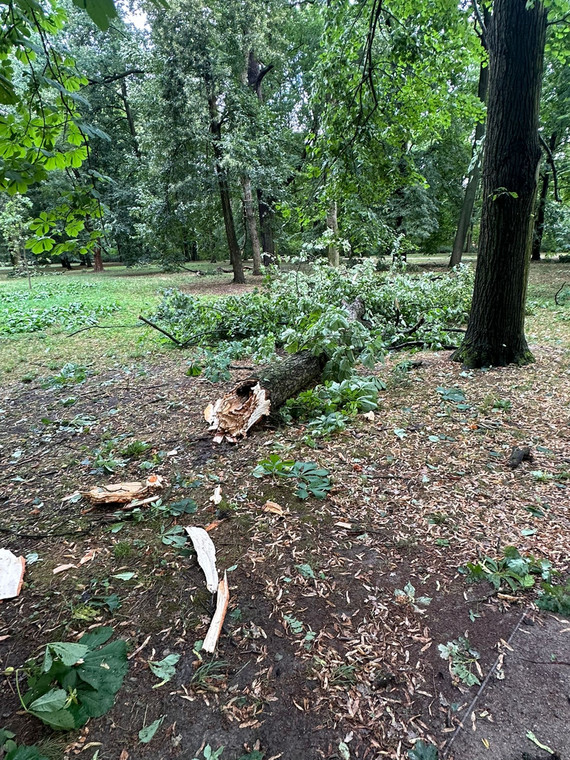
153;261;474;381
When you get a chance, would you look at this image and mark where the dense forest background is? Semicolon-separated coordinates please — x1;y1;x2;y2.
0;0;568;274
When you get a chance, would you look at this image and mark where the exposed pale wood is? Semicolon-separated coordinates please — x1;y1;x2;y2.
202;571;230;653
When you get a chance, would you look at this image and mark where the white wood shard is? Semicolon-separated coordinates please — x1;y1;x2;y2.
202;572;230;653
205;382;271;442
0;549;26;600
185;527;218;593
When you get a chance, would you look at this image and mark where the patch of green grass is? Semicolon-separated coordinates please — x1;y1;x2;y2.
0;269;230;380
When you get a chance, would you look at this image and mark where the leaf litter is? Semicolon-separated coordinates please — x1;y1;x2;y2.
0;288;568;758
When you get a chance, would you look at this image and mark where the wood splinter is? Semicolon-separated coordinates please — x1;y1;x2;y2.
202;572;230;653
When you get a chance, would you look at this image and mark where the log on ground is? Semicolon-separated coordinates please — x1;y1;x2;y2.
204;350;326;442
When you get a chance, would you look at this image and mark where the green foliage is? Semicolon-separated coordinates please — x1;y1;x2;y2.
148;654;180;686
283;375;386;424
153;263;474;381
394;582;432;613
0;729;48;760
408;740;439;760
461;547;553;592
41;363;88;387
438;637;481;687
138;716;164;744
0;282;119;335
252;455;331;499
537;579;570;617
22;627;128;730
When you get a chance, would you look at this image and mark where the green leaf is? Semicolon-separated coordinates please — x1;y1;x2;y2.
78;627;114;650
138;716;165;744
76;640;128;692
71;0;118;31
296;563;315;579
148;653;180;686
43;642;89;671
29;708;76;731
408;740;439;760
112;572;135;581
28;688;67;713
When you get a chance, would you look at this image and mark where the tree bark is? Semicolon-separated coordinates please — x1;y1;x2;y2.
208;94;245;284
93;246;104;272
449;58;489;267
120;79;141;159
326;201;339;267
242;176;262;275
531;132;557;261
452;0;547;368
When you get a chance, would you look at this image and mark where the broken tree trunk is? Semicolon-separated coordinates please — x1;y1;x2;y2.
205;351;326;442
205;297;364;442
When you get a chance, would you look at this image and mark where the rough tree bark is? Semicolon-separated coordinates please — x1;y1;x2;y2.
452;0;547;368
449;56;489;267
93;246;104;272
242;176;262;275
208;94;245;285
531;132;557;261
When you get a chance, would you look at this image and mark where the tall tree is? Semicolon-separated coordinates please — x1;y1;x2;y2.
449;5;490;268
453;0;547;367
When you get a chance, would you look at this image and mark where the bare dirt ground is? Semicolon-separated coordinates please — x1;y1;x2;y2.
1;264;569;760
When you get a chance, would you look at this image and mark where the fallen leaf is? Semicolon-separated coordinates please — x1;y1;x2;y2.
52;563;76;575
79;548;98;565
263;500;284;516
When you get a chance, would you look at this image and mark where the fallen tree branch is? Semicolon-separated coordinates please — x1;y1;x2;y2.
68;323;142;337
555;281;567;306
138;315;184;346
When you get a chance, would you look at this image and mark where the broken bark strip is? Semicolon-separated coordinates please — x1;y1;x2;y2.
202;571;230;653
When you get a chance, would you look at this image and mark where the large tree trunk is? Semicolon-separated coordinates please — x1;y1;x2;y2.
531;132;557;261
208;95;245;284
242;176;262;275
449;58;489;268
452;0;547;368
326;201;339;267
205;352;326;442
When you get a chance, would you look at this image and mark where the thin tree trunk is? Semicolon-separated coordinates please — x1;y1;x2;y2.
93;246;104;272
242;176;262;275
257;189;275;264
208;94;245;284
120;79;141;159
453;0;547;368
531;131;557;261
449;60;489;267
326;201;339;267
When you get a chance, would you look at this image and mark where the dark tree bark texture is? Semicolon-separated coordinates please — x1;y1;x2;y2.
531;132;557;261
453;0;547;368
208;95;246;284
